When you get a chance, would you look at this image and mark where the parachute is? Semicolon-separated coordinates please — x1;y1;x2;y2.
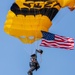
4;0;75;44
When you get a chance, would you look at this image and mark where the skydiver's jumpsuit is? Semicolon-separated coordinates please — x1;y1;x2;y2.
28;53;40;75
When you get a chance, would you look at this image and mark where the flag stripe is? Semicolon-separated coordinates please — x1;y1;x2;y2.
55;35;74;43
40;39;74;50
41;39;74;46
41;39;74;47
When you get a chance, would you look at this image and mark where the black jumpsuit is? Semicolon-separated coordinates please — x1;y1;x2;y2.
28;54;40;75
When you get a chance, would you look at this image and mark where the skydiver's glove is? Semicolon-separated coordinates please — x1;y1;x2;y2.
36;49;43;54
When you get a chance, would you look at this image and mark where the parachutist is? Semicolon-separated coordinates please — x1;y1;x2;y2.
28;49;43;75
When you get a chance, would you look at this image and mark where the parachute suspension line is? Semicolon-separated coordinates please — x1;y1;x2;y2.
39;54;42;63
24;46;31;56
53;8;70;26
24;36;34;56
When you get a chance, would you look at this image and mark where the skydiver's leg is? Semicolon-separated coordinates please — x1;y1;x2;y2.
28;67;36;75
28;71;32;75
35;62;40;71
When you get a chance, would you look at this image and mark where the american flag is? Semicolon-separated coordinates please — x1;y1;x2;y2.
40;31;74;50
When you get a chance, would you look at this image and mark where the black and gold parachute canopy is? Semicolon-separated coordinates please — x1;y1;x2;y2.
4;0;75;44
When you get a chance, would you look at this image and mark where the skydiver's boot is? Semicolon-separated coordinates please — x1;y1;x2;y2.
36;49;43;54
28;71;33;75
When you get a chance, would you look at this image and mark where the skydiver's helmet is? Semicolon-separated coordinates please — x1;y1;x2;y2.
31;54;37;61
36;49;43;54
31;54;37;58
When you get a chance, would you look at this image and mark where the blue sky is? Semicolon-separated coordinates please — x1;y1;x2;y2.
0;0;75;75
